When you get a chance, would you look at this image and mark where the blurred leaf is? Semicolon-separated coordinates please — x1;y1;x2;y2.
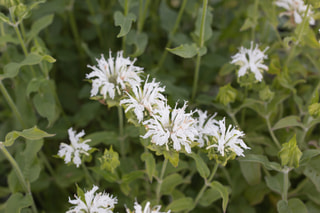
277;198;308;213
5;193;32;213
141;152;156;181
160;173;184;195
299;150;320;167
85;131;118;146
188;153;210;179
303;155;320;192
127;30;148;57
265;173;288;195
166;197;193;212
240;161;261;185
239;154;282;172
91;166;118;183
167;43;198;58
272;116;304;130
244;183;269;205
0;35;19;45
0;12;11;24
122;170;144;183
26;14;54;44
240;18;255;31
210;181;229;213
216;83;237;106
114;11;136;38
159;0;178;32
199;187;221;207
4;126;54;147
193;7;213;43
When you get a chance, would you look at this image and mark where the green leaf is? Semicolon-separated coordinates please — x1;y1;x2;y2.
272;116;304;130
122;170;144;183
265;173;289;195
0;34;19;45
244;183;269;205
160;173;184;195
240;18;256;31
167;43;198;58
189;153;210;179
4;126;54;147
210;181;229;212
91;166;118;183
76;184;86;203
303;155;320;192
193;7;213;43
5;193;32;213
0;12;11;24
99;146;120;173
277;198;308;213
26;78;47;97
166;197;194;212
299;150;320;167
114;11;136;38
127;30;148;57
1;53;56;80
22;139;43;182
141;152;156;181
239;154;282;172
278;135;302;168
85;131;118;146
240;161;261;185
199;187;221;207
159;0;178;32
26;14;54;44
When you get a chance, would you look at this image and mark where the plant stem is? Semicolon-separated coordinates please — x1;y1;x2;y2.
122;0;129;56
265;115;281;149
137;0;151;33
82;163;95;185
0;81;26;128
0;143;38;213
282;167;290;202
191;0;208;101
117;106;125;157
156;157;168;204
192;162;219;210
156;0;188;72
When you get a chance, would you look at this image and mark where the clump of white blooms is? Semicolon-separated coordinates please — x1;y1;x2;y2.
142;101;198;153
206;118;250;157
231;42;269;82
58;128;91;168
193;110;219;148
275;0;315;25
67;185;117;213
86;51;143;100
120;75;166;123
125;201;171;213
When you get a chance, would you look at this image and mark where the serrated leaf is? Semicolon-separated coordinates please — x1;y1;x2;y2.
114;11;136;37
189;153;210;179
4;126;54;147
210;181;229;212
160;173;184;195
141;152;156;181
5;193;32;213
166;197;193;212
27;14;54;44
239;154;282;171
167;43;198;58
272;116;304;130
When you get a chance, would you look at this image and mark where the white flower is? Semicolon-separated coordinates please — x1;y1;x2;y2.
120;75;166;123
206;118;250;157
86;51;143;100
67;185;117;213
125;201;171;213
142;101;198;153
58;128;91;168
275;0;315;25
194;110;219;147
231;42;269;82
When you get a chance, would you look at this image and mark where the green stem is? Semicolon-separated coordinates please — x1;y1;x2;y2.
0;143;38;213
156;157;168;204
191;0;208;101
251;0;259;41
82;163;95;185
0;81;26;128
282;168;290;202
137;0;151;33
67;3;83;57
156;0;188;72
240;87;248;127
117;106;125;157
192;162;219;210
122;0;129;56
265;115;281;149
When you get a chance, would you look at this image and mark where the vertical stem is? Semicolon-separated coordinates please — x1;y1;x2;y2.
0;143;38;213
156;157;168;204
117;106;125;157
265;115;281;149
282;168;289;202
251;0;259;41
191;0;208;101
0;81;26;128
122;0;129;55
137;0;151;33
82;163;95;185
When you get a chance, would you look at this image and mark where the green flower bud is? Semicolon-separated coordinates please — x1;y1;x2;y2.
278;135;302;168
308;103;320;117
216;83;237;106
259;86;274;102
99;146;120;173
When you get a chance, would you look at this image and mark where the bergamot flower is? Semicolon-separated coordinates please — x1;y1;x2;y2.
231;42;269;82
125;201;171;213
67;185;117;213
142;101;198;153
86;51;143;100
206;118;250;157
275;0;315;25
120;75;166;123
194;110;219;147
58;128;91;168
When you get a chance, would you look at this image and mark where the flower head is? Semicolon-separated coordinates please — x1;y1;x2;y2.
120;75;166;123
58;128;91;168
275;0;315;25
193;110;219;147
125;201;171;213
206;118;250;157
231;42;269;82
86;51;143;100
67;185;117;213
142;101;198;153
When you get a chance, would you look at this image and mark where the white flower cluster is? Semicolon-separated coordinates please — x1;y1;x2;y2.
231;42;269;82
275;0;315;25
58;128;91;168
67;185;117;213
126;201;171;213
